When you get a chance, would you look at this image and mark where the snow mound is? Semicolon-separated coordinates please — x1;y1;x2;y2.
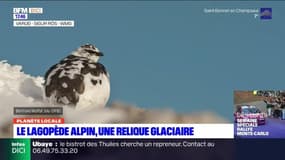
0;61;227;138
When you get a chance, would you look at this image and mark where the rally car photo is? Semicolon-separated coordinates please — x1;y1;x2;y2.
234;105;266;125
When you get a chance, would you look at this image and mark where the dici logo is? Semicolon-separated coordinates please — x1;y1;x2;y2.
8;139;31;160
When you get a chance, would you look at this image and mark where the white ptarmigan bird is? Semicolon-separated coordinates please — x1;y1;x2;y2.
44;44;110;109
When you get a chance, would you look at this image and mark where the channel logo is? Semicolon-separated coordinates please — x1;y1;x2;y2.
11;142;26;154
13;7;43;14
260;8;272;20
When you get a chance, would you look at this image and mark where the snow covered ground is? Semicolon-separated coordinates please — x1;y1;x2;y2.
0;61;227;137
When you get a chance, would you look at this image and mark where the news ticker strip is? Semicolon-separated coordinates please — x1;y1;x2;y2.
1;139;236;160
4;138;285;160
13;124;234;139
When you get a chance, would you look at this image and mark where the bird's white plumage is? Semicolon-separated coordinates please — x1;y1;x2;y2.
76;73;110;109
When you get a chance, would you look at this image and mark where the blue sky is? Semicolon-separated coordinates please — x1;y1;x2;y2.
0;1;284;120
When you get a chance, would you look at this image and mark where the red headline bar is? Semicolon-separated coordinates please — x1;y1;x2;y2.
13;117;64;124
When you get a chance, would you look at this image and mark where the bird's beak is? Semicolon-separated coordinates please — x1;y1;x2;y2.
96;52;104;56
